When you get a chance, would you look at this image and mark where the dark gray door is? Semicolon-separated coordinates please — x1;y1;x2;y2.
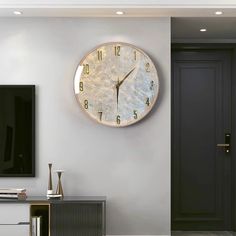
171;50;232;230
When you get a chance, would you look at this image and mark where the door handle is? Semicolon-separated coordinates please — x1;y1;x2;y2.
217;133;230;153
217;144;230;147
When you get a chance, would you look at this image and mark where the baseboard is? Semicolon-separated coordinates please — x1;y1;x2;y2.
107;235;170;236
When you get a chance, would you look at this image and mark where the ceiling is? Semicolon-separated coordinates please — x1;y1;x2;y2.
0;3;235;41
172;17;236;42
0;7;235;17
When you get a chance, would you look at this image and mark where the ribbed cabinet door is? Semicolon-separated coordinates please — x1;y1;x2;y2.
51;203;103;236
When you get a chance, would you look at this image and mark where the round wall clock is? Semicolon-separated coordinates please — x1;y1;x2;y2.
74;42;159;127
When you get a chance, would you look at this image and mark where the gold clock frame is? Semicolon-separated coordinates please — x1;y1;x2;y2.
73;42;160;127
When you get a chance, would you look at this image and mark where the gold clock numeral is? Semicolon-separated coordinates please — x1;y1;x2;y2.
133;110;138;119
79;82;83;91
116;115;121;124
84;100;89;109
145;62;151;72
83;64;90;75
97;50;103;61
150;81;154;90
98;112;103;121
134;51;137;60
115;46;121;56
146;98;150;106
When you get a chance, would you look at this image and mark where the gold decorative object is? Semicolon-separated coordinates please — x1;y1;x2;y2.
55;170;64;198
47;163;53;195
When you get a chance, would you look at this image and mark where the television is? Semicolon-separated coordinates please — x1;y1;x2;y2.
0;85;35;177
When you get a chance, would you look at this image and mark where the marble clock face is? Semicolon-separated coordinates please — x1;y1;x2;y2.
74;42;159;127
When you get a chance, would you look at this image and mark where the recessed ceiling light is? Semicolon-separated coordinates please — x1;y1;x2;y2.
116;11;124;15
215;11;223;15
200;28;207;32
13;11;22;15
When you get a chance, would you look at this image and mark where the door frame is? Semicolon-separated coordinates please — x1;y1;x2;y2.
171;43;236;231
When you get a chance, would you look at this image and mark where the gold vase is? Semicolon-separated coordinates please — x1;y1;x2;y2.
47;163;53;195
55;170;64;198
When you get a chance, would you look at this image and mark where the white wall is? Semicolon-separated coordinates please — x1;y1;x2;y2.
0;18;170;235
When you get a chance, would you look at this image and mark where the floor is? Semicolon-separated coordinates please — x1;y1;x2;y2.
172;232;236;236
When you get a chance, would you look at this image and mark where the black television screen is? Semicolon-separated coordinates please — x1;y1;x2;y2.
0;85;35;177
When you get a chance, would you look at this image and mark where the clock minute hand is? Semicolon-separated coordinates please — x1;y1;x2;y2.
116;78;120;110
118;67;136;87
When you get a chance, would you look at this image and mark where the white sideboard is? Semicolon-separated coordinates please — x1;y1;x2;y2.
0;204;30;236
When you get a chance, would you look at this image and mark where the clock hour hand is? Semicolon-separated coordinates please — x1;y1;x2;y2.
118;67;136;87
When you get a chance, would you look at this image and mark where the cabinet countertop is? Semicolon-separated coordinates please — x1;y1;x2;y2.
0;196;106;203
